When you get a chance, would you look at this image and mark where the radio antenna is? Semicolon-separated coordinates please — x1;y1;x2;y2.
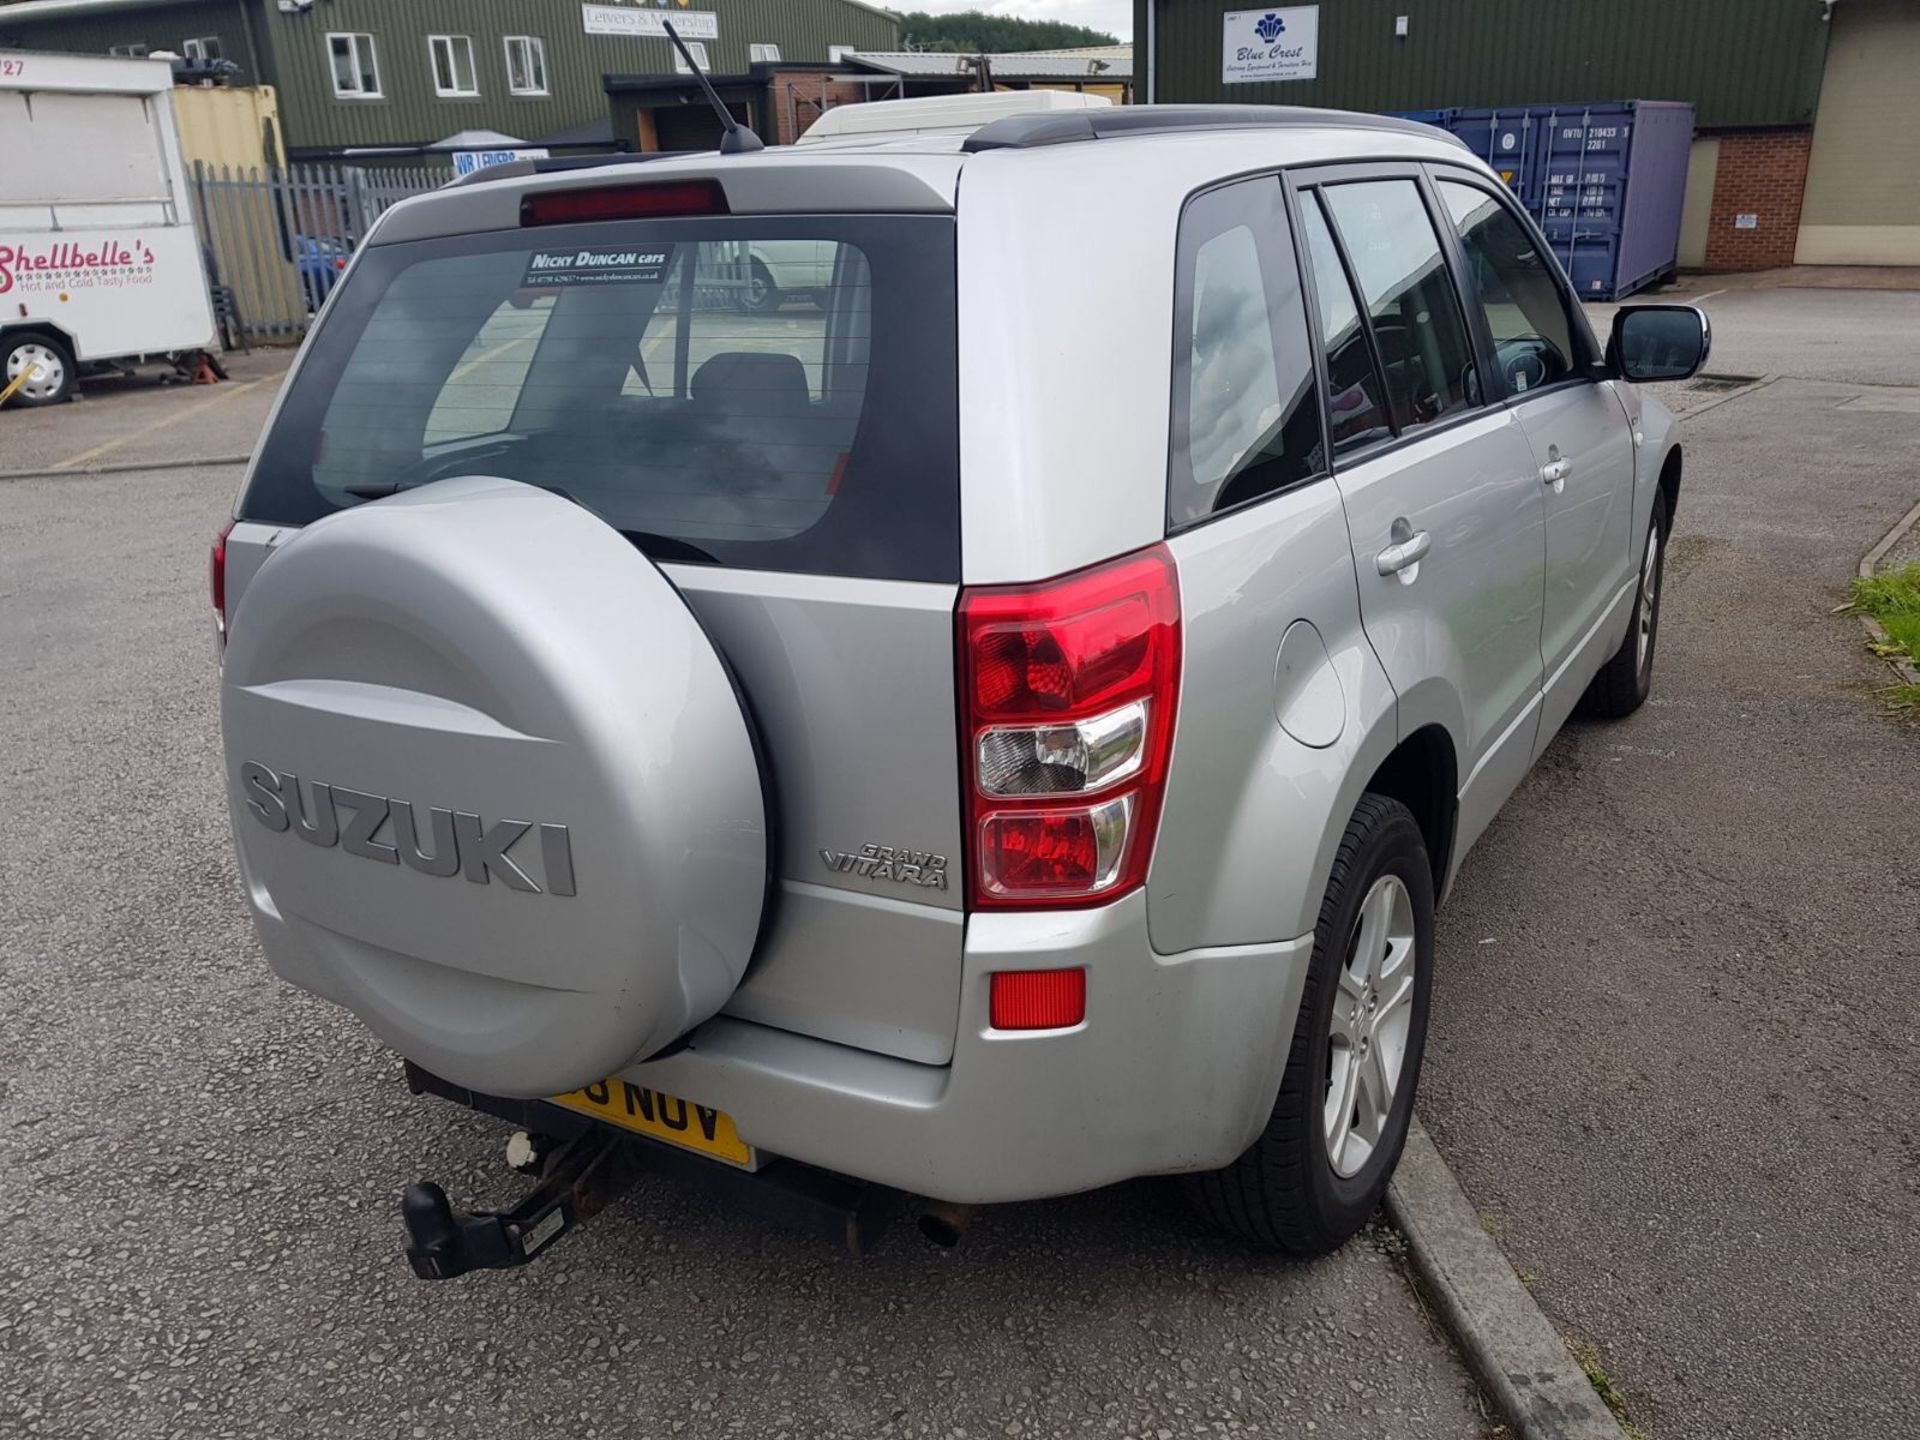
664;21;766;153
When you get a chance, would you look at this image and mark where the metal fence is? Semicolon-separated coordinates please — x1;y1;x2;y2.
190;162;446;345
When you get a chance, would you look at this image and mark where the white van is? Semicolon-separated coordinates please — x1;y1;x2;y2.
0;51;216;406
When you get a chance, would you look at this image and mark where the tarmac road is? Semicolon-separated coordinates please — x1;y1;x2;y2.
1420;283;1920;1440
0;358;1490;1438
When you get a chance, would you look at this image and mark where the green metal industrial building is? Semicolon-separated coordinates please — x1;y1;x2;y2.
1136;0;1920;269
0;0;900;155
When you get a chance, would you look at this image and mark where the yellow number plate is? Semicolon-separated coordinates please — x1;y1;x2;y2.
548;1079;755;1169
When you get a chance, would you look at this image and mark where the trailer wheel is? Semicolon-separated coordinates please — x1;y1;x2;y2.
2;331;77;407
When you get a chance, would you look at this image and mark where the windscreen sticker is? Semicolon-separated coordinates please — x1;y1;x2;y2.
522;245;672;288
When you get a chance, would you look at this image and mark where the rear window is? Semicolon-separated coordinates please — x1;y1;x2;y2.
243;214;959;582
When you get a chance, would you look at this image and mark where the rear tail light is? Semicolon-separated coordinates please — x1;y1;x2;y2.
958;545;1181;909
211;518;235;645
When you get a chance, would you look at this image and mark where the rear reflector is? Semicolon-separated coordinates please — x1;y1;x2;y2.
520;179;729;227
990;969;1086;1031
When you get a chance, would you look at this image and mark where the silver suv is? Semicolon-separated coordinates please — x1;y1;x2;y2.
215;101;1707;1269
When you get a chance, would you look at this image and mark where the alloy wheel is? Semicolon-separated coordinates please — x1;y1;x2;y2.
1324;873;1417;1179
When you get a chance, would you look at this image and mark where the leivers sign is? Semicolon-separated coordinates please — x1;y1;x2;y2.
1222;7;1320;85
582;5;719;40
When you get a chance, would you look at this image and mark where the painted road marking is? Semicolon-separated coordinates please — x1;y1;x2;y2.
51;379;264;472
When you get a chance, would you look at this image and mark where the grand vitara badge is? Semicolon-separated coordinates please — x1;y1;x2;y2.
819;843;948;890
239;762;576;896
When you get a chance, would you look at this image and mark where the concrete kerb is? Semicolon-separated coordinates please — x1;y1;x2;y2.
1388;1118;1632;1440
1857;496;1920;688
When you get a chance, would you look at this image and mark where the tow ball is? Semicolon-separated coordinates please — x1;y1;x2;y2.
401;1127;633;1280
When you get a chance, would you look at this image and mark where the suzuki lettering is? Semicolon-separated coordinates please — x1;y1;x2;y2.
238;762;577;896
1222;6;1320;85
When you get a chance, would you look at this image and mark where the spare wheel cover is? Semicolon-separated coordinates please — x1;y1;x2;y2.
220;477;767;1098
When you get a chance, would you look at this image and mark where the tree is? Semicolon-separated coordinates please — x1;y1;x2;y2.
897;10;1120;53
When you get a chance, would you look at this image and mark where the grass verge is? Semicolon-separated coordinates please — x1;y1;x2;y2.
1852;563;1920;666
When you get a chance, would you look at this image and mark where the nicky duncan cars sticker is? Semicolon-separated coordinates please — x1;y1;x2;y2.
522;244;672;289
0;237;158;295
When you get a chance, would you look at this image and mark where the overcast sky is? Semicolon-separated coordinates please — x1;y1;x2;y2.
903;1;1135;44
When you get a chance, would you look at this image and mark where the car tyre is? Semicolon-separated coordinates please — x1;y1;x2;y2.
1579;491;1669;720
1184;793;1435;1255
2;331;78;407
737;260;781;314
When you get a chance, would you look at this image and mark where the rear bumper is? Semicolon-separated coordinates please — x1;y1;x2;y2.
586;892;1311;1204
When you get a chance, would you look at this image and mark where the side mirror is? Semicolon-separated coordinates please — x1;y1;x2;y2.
1607;304;1711;383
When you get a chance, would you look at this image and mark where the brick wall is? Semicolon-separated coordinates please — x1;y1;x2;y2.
1702;128;1814;270
767;71;874;145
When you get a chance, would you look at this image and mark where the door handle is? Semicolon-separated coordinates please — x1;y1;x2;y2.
1376;528;1432;577
1541;459;1571;487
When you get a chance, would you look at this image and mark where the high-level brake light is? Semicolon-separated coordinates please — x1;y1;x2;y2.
519;179;728;227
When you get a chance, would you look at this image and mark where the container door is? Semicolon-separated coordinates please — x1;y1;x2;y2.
1537;108;1632;299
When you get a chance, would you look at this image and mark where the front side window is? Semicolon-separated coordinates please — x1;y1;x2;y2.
429;35;478;97
1169;178;1325;527
504;36;548;96
328;33;380;98
1298;193;1391;453
1438;179;1581;396
1320;179;1479;434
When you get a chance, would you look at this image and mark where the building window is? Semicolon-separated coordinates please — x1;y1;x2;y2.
429;35;479;97
828;45;856;63
109;43;150;57
328;33;381;99
504;36;548;96
750;43;781;63
180;37;222;61
672;40;710;74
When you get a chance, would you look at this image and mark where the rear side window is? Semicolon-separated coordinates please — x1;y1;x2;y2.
1437;179;1580;395
1168;178;1325;527
244;215;959;582
1319;180;1480;435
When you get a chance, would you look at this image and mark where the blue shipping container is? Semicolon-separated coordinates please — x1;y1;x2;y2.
1444;107;1550;205
1444;101;1695;301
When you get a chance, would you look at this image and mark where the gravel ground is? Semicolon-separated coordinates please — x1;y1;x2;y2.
0;367;1493;1439
1420;286;1920;1440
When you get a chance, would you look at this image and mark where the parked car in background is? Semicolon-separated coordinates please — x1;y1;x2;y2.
211;97;1708;1276
294;235;352;312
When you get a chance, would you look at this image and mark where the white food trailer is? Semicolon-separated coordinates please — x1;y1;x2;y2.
1;50;216;407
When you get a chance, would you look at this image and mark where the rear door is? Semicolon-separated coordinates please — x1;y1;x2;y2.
1433;174;1637;747
1292;169;1548;854
230;210;967;1065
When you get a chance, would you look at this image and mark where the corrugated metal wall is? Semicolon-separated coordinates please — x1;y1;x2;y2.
1795;0;1920;264
1136;0;1831;129
0;0;260;80
255;0;897;151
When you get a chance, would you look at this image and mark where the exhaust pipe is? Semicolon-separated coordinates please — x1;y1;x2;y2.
916;1199;978;1250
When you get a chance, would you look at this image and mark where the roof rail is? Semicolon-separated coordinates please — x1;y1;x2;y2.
962;104;1469;154
444;151;691;189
